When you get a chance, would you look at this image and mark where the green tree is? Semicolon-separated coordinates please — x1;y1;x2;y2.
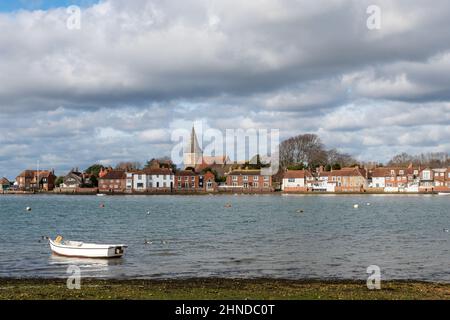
85;164;104;177
55;176;64;187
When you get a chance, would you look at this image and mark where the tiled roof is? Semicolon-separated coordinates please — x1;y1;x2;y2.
143;168;173;175
283;170;312;179
324;167;366;177
0;177;10;184
227;170;263;176
99;170;126;180
17;170;54;178
176;170;198;176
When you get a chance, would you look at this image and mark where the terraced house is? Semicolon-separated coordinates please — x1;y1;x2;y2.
98;170;126;193
126;168;174;193
224;169;273;192
16;169;56;191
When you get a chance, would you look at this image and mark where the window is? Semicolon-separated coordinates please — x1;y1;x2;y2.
391;170;395;176
163;175;167;180
264;176;269;181
253;182;259;188
178;176;181;181
232;176;238;181
232;182;237;187
243;176;248;181
163;182;167;188
191;183;195;188
149;182;153;188
243;182;248;188
191;176;195;181
288;178;295;183
138;175;142;180
178;183;181;188
399;170;404;175
137;183;144;188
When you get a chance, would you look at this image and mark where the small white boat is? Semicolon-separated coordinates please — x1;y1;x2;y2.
49;236;127;258
96;193;106;197
438;192;450;196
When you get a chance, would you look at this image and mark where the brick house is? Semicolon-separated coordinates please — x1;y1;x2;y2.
324;167;368;192
16;170;56;191
174;169;217;192
98;170;126;193
224;169;273;192
174;170;202;192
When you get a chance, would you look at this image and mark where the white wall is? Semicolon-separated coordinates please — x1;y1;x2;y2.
372;177;385;188
147;174;174;189
282;178;305;190
133;174;147;190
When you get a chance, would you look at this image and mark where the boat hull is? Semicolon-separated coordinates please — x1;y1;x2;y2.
49;240;127;258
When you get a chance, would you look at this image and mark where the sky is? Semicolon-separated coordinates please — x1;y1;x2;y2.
1;0;450;179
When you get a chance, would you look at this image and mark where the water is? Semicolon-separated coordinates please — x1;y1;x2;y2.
0;194;449;281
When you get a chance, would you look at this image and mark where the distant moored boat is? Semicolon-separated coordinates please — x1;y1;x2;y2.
438;192;450;196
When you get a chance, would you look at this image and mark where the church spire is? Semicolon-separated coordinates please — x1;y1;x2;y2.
189;126;202;154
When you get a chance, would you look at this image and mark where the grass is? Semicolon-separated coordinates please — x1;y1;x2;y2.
0;278;449;300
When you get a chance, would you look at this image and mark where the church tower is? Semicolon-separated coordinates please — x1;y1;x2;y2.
183;126;203;169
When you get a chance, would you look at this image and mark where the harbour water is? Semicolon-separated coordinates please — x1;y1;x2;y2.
0;194;449;281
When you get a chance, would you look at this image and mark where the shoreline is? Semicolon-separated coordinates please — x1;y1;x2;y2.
1;191;447;196
1;278;449;300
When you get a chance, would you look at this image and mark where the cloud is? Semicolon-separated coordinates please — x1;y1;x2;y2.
1;0;450;178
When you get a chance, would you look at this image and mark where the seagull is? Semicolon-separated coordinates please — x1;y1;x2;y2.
26;207;32;211
444;228;449;233
147;211;151;215
144;239;153;245
353;204;359;209
296;209;304;213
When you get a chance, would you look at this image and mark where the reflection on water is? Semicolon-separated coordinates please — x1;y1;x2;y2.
0;194;449;281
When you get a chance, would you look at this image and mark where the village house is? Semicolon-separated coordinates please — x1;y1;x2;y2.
223;169;273;192
175;170;201;192
126;168;174;192
173;169;216;192
16;169;56;191
1;177;11;191
419;167;435;192
60;168;93;190
370;165;420;192
98;170;126;193
281;170;313;192
323;167;368;192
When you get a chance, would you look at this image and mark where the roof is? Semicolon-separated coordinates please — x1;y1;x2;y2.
17;170;54;178
143;168;173;175
227;170;264;176
371;167;418;177
0;177;10;184
283;170;313;179
323;167;367;178
99;170;126;180
176;170;198;176
201;155;229;165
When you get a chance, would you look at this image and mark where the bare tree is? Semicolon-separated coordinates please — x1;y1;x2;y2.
279;134;327;169
115;161;141;171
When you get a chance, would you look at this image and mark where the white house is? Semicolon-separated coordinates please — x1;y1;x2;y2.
126;168;174;192
282;170;312;192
